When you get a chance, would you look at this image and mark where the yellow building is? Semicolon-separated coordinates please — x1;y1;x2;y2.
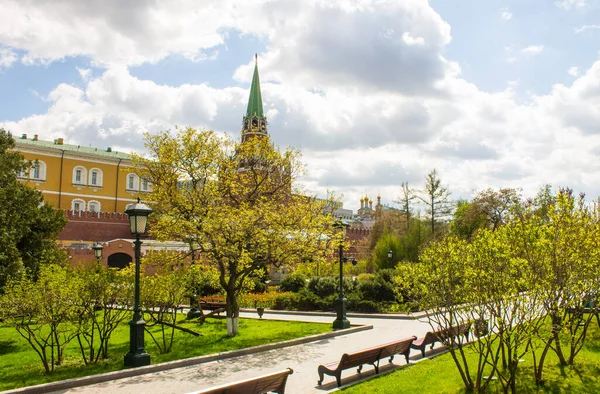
14;133;148;213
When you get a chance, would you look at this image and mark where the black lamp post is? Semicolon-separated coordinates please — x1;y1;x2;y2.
332;219;356;330
92;242;103;263
124;198;152;368
388;249;393;267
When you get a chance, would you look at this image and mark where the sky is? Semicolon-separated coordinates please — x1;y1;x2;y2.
1;0;600;212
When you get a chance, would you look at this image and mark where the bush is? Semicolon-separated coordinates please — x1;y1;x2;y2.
308;277;337;297
355;300;380;313
252;277;268;293
279;273;307;292
295;289;321;310
272;293;300;310
358;273;396;303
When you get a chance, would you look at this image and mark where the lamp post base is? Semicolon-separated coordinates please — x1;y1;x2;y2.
124;318;150;368
332;297;351;330
124;352;150;368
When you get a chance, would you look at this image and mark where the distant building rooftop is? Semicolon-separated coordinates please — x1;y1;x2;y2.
15;134;131;161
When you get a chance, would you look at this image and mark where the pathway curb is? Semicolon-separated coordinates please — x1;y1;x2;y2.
1;325;373;394
240;308;428;320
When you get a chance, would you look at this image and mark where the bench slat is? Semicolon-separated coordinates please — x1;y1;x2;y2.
190;368;293;394
317;336;416;387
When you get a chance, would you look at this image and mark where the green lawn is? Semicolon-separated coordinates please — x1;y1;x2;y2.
343;324;600;393
0;317;330;391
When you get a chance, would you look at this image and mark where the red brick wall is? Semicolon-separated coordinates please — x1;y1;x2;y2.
58;210;132;242
346;227;371;260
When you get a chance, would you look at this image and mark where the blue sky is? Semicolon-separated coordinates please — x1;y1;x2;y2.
1;0;600;211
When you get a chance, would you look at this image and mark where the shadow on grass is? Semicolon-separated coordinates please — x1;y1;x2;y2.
0;339;20;355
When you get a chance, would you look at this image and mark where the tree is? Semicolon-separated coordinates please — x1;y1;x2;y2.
418;168;453;234
0;129;67;291
74;263;131;364
133;128;333;336
450;199;485;239
0;265;81;373
395;181;416;231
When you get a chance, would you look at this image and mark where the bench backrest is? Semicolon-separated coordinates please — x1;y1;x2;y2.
435;323;471;342
379;336;417;359
190;368;293;394
339;347;384;370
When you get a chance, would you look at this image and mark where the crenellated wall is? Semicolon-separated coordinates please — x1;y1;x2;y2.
58;210;132;242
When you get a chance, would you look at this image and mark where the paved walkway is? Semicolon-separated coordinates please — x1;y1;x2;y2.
50;312;434;394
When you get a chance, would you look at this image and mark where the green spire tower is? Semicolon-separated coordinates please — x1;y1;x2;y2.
242;54;268;142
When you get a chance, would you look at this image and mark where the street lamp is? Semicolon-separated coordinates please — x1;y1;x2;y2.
124;197;152;368
92;242;103;263
388;249;393;267
332;219;357;330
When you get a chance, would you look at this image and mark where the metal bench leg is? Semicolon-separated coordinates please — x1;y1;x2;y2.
389;355;394;364
336;372;342;387
317;367;325;386
357;365;363;373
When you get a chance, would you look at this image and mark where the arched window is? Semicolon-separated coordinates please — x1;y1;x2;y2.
73;166;87;185
89;168;103;187
72;199;85;212
88;200;101;213
126;173;139;191
30;160;46;180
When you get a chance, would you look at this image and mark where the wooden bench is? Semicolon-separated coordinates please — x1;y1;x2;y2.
317;336;416;387
410;323;471;358
189;368;293;394
198;300;227;314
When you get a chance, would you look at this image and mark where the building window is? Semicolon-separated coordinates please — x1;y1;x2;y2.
127;173;139;191
72;199;85;212
141;178;152;192
17;169;28;179
30;160;46;180
88;201;100;213
89;168;103;187
73;166;87;185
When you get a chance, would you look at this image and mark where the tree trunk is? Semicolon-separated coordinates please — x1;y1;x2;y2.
226;287;240;337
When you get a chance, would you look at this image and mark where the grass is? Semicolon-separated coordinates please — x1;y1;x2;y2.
343;324;600;393
0;316;330;391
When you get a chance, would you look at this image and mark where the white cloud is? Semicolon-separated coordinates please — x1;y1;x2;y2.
77;67;92;81
402;32;426;46
574;24;600;34
521;45;544;55
500;9;513;20
555;0;587;10
0;46;17;68
3;0;600;210
0;0;268;66
568;66;579;76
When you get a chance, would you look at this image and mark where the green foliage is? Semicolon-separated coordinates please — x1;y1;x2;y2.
417;168;453;234
308;276;337;297
0;317;330;391
184;264;222;297
279;272;307;292
73;263;131;364
373;232;402;269
134;128;335;336
358;269;397;303
0;129;67;291
0;264;82;373
344;323;600;394
401;187;600;393
140;251;189;354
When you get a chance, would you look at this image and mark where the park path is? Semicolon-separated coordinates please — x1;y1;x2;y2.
49;312;433;394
